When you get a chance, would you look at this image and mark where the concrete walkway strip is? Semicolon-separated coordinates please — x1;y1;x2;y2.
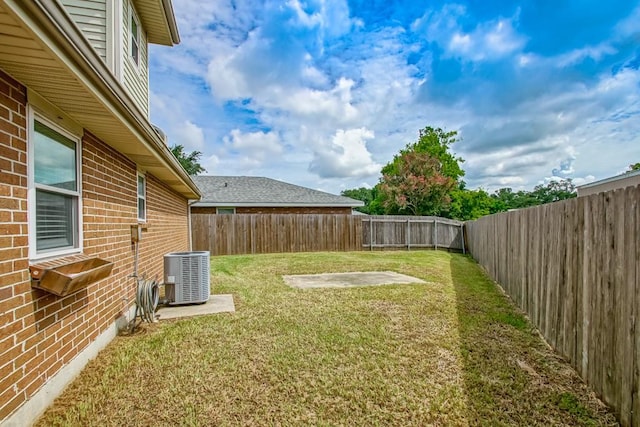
156;294;235;320
283;271;426;289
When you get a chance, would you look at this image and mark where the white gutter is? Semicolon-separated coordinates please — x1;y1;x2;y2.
193;202;365;208
576;169;640;189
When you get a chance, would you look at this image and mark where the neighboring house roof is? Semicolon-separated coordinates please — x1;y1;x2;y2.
0;1;199;199
192;176;365;207
577;169;640;197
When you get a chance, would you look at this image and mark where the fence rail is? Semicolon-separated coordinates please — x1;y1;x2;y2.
465;185;640;427
191;214;463;255
362;215;464;251
191;214;362;255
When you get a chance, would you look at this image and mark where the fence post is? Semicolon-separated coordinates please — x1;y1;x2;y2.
407;218;411;250
460;223;465;254
434;220;438;250
369;218;373;251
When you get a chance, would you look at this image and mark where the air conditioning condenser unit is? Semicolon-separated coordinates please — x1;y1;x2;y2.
164;251;210;305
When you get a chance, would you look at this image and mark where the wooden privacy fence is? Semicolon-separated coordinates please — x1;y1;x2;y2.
191;214;464;255
362;215;464;251
191;214;362;255
465;185;640;427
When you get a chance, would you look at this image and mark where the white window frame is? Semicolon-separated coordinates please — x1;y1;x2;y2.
27;109;83;260
216;207;236;215
137;172;146;222
128;3;141;69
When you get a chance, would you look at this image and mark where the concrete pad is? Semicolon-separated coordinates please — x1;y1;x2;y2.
156;294;235;320
283;271;425;289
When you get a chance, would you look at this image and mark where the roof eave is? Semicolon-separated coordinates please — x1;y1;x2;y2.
134;0;180;46
1;0;199;199
576;169;640;189
162;0;180;44
193;202;365;208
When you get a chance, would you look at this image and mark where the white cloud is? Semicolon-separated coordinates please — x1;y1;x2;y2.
572;175;596;186
309;128;381;178
149;0;640;195
555;43;617;67
415;6;526;62
614;5;640;38
202;154;220;174
448;18;526;61
177;120;206;150
223;129;283;163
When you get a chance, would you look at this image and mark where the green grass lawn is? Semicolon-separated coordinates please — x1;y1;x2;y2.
37;251;617;426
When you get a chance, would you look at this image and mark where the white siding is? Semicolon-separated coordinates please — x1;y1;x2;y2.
121;0;150;117
60;0;108;62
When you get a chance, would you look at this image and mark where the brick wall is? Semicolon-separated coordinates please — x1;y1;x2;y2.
0;69;30;421
0;70;190;422
191;206;353;215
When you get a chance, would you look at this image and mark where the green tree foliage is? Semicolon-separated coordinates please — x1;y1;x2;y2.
340;187;384;214
629;163;640;171
372;127;463;216
490;179;576;212
530;179;577;204
381;127;464;181
378;151;457;215
170;144;206;176
445;186;495;221
341;125;578;221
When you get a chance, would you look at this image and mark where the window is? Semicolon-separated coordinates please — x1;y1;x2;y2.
129;5;140;66
137;173;146;221
216;207;236;215
30;118;81;257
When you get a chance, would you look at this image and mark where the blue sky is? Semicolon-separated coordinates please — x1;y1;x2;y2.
149;0;640;194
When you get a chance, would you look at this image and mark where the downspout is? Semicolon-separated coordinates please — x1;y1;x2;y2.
188;200;198;251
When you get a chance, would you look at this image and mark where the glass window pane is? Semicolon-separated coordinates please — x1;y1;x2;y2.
131;14;139;64
131;39;139;64
131;14;138;38
36;190;74;251
137;175;145;197
138;198;146;220
34;121;77;191
217;208;235;215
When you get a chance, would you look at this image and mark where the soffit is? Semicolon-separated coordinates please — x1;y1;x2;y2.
133;0;179;45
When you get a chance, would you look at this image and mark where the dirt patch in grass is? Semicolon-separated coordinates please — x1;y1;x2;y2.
35;251;617;426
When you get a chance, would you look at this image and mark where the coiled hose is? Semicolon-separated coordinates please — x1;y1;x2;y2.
136;277;159;323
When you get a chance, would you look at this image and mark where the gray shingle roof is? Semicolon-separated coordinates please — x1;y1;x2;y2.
192;176;364;207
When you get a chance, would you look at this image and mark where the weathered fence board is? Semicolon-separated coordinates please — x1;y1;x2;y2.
361;215;464;251
192;214;463;255
465;185;640;427
191;214;363;255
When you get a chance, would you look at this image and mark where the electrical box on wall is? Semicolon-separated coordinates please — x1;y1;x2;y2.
131;225;142;242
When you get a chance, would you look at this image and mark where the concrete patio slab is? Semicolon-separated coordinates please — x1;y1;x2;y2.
283;271;425;289
156;294;235;320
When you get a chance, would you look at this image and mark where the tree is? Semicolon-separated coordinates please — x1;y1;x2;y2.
445;186;495;220
490;179;576;212
529;179;576;204
378;151;457;215
170;144;206;175
373;126;463;215
629;163;640;171
381;127;464;181
341;187;383;214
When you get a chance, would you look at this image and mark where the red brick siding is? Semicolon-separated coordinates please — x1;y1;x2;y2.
0;69;189;422
136;173;189;280
191;206;353;215
0;69;30;421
